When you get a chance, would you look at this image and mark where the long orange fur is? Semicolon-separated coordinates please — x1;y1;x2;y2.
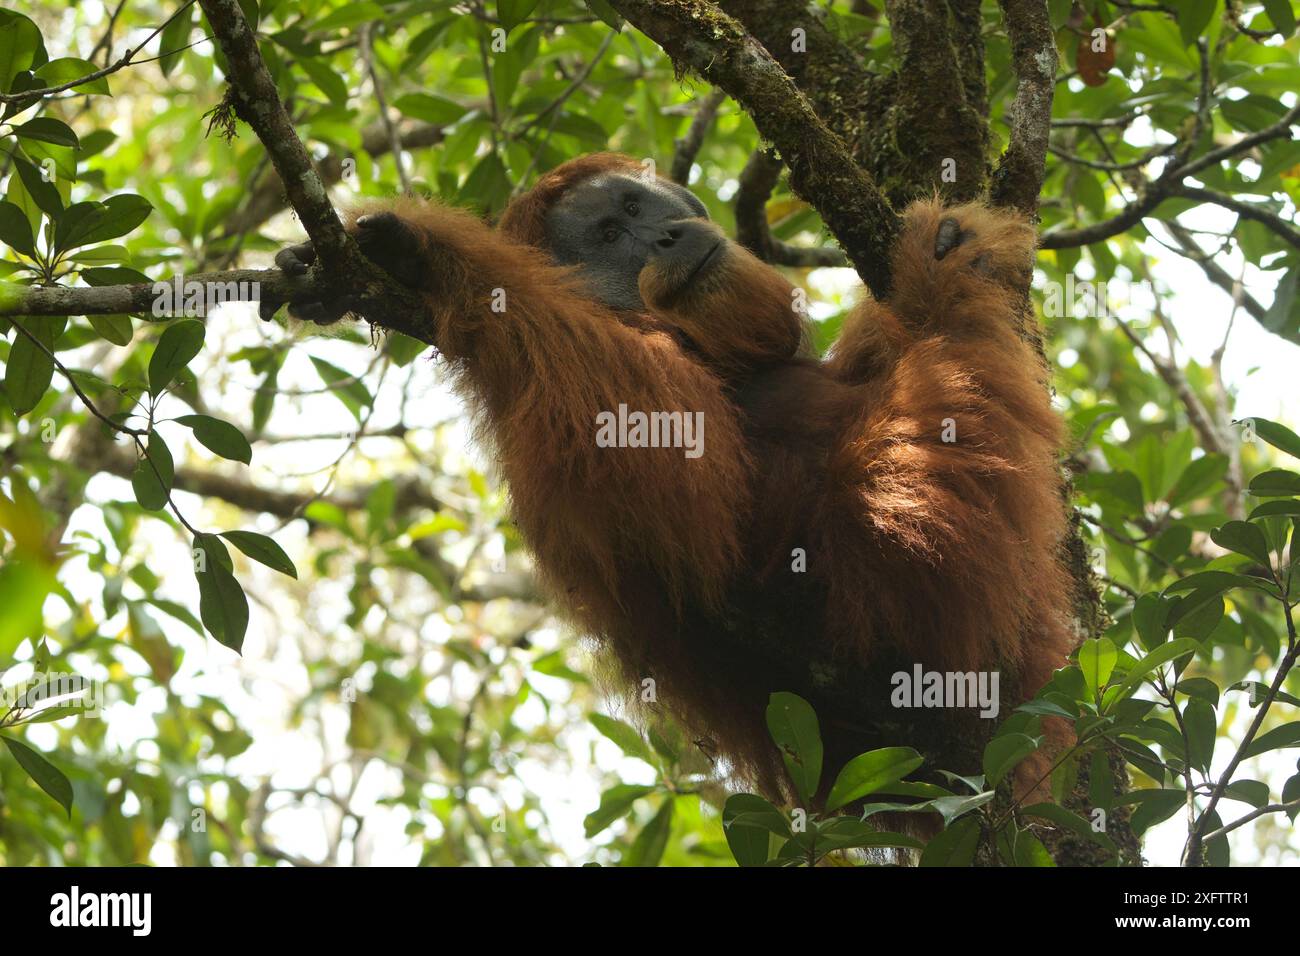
347;153;1076;802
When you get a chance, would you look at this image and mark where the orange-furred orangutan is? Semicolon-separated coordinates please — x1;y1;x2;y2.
265;152;1076;803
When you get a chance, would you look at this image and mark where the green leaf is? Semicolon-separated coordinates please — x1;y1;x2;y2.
5;319;56;415
1022;803;1118;855
1282;774;1300;821
0;14;42;94
365;480;395;540
622;798;673;867
393;93;467;126
1110;638;1201;701
1132;593;1172;651
19;705;84;724
12;116;78;148
583;783;654;838
825;746;924;812
1250;469;1300;497
87;314;133;346
157;4;194;78
459;152;513;215
1005;826;1055;867
1246;417;1300;459
80;267;151;286
1;735;73;817
1210;520;1273;567
16;137;74;183
1241;721;1300;759
810;817;924;853
1164;570;1272;597
149;319;205;394
1077;636;1117;693
1077;469;1144;512
310;356;372;421
879;779;957;799
764;692;823;805
1183;698;1217;772
1249;500;1300;520
298;55;347;106
1223;779;1270;809
194;534;249;652
0;199;36;257
88;194;153;244
1167;453;1228;507
589;713;651;763
724;801;793;839
311;1;384;31
647;726;679;764
1175;677;1220;706
131;431;175;511
1174;594;1228;641
1263;273;1294;335
1178;0;1218;46
905;791;996;828
67;244;130;264
12;153;61;217
1129;789;1185;835
1017;696;1078;719
1262;0;1297;37
144;597;205;636
54;195;153;252
722;793;787;866
937;770;989;794
220;530;298;579
583;0;624;30
982;733;1041;788
176;413;252;464
497;0;539;31
34;57;110;95
0;558;54;664
918;816;981;866
384;332;428;367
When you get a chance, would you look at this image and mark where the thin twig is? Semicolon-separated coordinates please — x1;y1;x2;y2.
361;24;412;194
0;0;199;103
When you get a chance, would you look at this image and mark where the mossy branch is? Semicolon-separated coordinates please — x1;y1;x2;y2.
605;0;901;297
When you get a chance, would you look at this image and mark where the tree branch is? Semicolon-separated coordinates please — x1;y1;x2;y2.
716;0;887;171
990;0;1059;212
0;269;303;319
1175;186;1300;251
734;148;848;268
1041;102;1300;249
215;121;444;242
1197;797;1300;844
671;88;726;185
0;0;198;103
606;0;898;297
196;0;362;278
1114;317;1232;467
885;0;989;200
1184;604;1298;865
360;23;412;194
1161;221;1267;323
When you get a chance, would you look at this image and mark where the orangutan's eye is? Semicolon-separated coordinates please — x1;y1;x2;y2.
603;227;619;243
625;199;640;216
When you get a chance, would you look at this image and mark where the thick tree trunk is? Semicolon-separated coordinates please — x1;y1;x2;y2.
609;0;1141;865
